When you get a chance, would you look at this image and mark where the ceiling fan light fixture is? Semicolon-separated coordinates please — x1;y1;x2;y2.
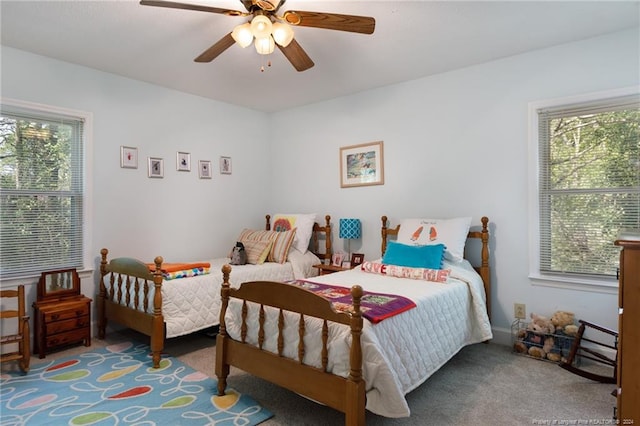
250;15;272;39
231;23;253;48
255;36;275;55
271;22;294;47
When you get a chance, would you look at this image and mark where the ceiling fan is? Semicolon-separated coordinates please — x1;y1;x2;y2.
139;0;376;72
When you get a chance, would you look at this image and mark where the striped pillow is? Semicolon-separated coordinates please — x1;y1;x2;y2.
241;239;273;264
268;228;297;263
235;229;277;264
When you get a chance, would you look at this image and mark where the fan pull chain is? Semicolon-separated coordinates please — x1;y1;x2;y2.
260;56;272;73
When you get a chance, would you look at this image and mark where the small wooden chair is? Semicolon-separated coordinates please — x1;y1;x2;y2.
0;285;31;373
559;319;617;384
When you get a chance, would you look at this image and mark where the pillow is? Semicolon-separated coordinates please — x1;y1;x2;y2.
272;213;316;254
268;228;297;264
381;240;445;269
241;239;273;265
233;229;277;263
360;260;450;283
396;217;472;262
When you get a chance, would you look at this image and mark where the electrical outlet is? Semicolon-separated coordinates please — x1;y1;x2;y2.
514;303;526;320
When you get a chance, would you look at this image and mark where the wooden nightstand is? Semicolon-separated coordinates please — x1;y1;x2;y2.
32;268;92;358
33;296;92;358
313;263;350;275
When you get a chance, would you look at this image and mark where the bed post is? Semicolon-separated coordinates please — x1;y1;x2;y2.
346;285;365;426
150;256;164;368
381;216;388;256
479;216;491;321
98;248;109;339
216;264;232;396
265;214;271;230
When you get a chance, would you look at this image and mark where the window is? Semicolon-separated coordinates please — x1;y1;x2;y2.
529;89;639;288
0;99;92;280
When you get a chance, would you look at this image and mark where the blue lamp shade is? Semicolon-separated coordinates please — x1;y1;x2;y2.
339;218;362;240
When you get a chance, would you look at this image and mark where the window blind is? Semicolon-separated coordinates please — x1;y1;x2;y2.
537;94;640;278
0;106;85;279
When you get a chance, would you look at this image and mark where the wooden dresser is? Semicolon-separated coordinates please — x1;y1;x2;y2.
615;235;640;425
33;296;91;358
32;268;92;358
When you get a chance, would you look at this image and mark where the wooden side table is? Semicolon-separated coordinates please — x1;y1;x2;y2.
313;263;350;275
33;296;92;358
33;268;91;358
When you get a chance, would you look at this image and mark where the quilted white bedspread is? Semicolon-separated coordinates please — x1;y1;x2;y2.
224;259;492;418
161;250;319;338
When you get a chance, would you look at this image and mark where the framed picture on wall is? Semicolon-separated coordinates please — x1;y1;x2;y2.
177;152;191;171
340;141;384;188
120;146;138;169
148;157;164;178
199;160;212;179
220;156;232;174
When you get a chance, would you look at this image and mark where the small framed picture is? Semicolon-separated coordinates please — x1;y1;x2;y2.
351;253;364;267
148;157;164;178
220;156;232;174
199;160;212;179
120;146;138;169
342;261;351;269
331;252;344;267
177;152;191;172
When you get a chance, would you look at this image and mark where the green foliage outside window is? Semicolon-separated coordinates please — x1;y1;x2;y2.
0;112;83;278
541;107;640;277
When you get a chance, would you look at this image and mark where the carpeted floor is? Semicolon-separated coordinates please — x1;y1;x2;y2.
15;329;617;426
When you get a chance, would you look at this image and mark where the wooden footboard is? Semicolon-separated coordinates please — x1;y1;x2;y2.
216;264;366;426
98;248;165;367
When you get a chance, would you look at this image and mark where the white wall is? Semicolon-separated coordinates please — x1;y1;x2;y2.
2;27;638;343
1;47;270;310
267;28;640;342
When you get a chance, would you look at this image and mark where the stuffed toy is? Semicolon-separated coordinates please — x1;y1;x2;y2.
527;313;555;335
551;310;575;333
229;241;247;265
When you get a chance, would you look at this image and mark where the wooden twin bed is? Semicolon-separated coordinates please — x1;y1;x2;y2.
98;214;332;368
215;216;491;424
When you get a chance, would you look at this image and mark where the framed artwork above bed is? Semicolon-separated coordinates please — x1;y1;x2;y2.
340;141;384;188
148;157;164;178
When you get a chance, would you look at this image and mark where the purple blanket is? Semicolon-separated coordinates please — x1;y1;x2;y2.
290;280;416;324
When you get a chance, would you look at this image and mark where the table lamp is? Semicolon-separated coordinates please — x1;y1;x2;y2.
339;218;361;260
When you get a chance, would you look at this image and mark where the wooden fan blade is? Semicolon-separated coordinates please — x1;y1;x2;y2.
195;33;235;62
277;39;314;72
283;10;375;34
140;0;246;16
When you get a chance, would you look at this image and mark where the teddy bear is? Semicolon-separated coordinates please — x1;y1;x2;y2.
518;313;555;359
551;310;575;334
528;313;555;335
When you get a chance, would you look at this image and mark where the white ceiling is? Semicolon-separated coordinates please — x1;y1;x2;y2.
1;1;639;112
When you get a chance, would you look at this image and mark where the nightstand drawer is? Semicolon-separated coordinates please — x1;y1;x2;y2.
43;304;89;322
45;328;89;349
45;316;90;335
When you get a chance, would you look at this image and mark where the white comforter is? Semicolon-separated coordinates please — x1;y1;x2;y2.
161;249;320;338
224;259;492;418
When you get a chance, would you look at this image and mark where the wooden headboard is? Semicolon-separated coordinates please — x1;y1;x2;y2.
265;214;332;263
380;215;491;320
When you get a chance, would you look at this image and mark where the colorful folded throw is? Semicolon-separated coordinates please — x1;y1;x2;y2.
290;280;416;324
146;262;211;280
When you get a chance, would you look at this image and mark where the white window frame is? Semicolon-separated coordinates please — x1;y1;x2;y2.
528;86;639;293
0;98;93;286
